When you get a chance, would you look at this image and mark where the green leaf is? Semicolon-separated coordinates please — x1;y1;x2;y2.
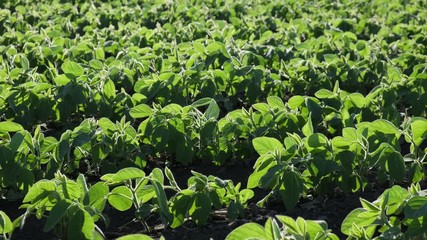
103;79;116;99
341;208;377;235
386;151;405;182
253;103;270;113
277;215;301;235
205;99;220;120
171;190;194;228
20;55;30;70
108;186;133;211
225;223;266;240
61;180;82;200
130;104;153;118
349;93;366;108
165;167;180;190
360;198;380;212
410;117;427;146
0;121;24;132
191;98;212;108
89;59;103;70
67;209;95;240
287;96;305;109
380;185;408;215
368;119;399;135
315;89;337;99
189;192;211;226
44;200;72;232
247;161;274;189
279;170;303;210
88;182;109;206
61;61;85;77
150;168;164;185
404;196;427;219
152;180;173;223
117;234;154;240
110;167;145;183
305;220;328;238
0;211;13;234
267;96;285;109
252;137;283;155
302;114;314;137
265;218;281;240
76;174;89;194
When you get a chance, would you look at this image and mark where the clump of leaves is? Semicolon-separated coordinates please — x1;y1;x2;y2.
226;215;338;240
342;183;427;239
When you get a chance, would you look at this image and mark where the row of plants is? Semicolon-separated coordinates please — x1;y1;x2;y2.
1;95;426;199
2;168;427;239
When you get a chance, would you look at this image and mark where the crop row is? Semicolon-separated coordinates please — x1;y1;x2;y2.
1;98;426;201
1;167;427;239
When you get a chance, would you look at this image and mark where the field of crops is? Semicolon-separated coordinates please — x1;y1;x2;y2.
0;0;427;239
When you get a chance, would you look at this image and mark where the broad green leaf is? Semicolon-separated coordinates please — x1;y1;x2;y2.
44;200;72;232
171;190;194;228
287;96;305;109
253;103;270;113
0;211;13;234
386;151;405;182
108;186;133;211
61;180;82;200
54;74;71;86
252;137;283;155
111;167;145;183
98;118;115;131
259;165;281;189
368;119;399;135
61;61;85;77
247;161;274;189
117;234;154;240
265;218;281;240
76;174;89;194
277;215;301;235
89;59;103;70
189;192;211;226
315;89;336;99
103;79;116;99
267;96;285;109
88;182;109;206
67;209;94;240
225;223;266;240
23;180;56;203
360;198;380;212
165;167;180;190
380;185;408;215
191;98;212;108
349;93;366;108
341;208;377;235
152;180;173;223
404;196;427;219
205;99;220;120
410;117;427;146
0;121;24;132
130;104;153;118
20;55;30;70
150;168;164;185
279;170;303;210
302;114;314;137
